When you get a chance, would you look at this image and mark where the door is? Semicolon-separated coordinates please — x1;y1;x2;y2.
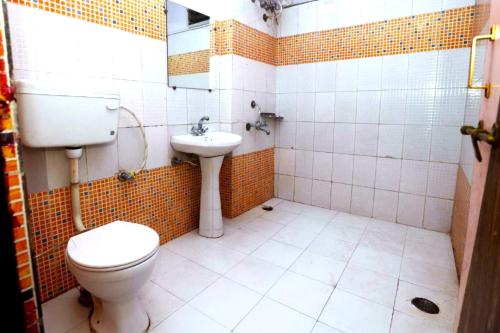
456;0;500;331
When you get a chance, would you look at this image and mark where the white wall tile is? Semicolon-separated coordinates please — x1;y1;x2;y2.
315;61;336;92
313;152;333;181
405;89;435;126
297;93;316;122
337;0;361;28
423;197;453;233
427;162;458;199
276;65;298;93
187;89;207;124
412;0;442;15
295;150;314;178
355;124;379;156
317;0;340;31
331;183;352;212
332;154;354;184
397;193;425;228
312;180;332;209
381;54;409;90
279;175;295;200
407;52;439;89
145;126;169;169
378;125;404;158
358;57;382;90
436;48;470;89
356;91;381;124
296;122;315;150
112;31;143;81
375;158;402;191
336;59;359;91
86;141;118;181
403;125;432;161
400;160;429;195
279;148;296;175
314;123;334;152
334;123;355;154
142;37;167;83
380;90;407;125
430;126;461;163
297;63;317;92
294;177;313;204
167;88;187;125
143;82;167;126
442;0;475;10
315;93;336;123
433;88;467;126
297;1;318;33
351;186;374;217
278;121;297;148
373;189;399;222
279;6;299;37
277;93;298;122
45;148;88;189
384;0;412;20
118;127;147;172
335;92;357;123
353;156;377;187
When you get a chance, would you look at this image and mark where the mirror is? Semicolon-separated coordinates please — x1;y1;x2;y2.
167;1;212;90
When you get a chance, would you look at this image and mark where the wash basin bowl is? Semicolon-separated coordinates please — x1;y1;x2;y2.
171;131;242;157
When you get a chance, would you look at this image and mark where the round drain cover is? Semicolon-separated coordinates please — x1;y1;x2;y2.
411;297;440;314
262;205;273;211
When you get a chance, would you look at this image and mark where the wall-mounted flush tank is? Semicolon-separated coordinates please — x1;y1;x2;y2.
15;80;120;148
15;80;120;232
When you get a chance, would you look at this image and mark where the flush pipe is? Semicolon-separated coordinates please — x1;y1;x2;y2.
65;147;85;232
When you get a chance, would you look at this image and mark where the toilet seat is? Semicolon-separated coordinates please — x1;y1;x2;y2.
66;221;159;272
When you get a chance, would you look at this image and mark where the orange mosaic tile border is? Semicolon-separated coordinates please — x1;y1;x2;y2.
213;20;276;66
168;49;210;76
8;0;166;40
220;148;274;218
276;6;475;65
1;7;40;331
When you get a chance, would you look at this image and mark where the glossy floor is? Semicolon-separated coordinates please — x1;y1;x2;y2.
43;199;459;333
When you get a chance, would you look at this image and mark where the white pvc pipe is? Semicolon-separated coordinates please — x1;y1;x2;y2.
65;148;85;232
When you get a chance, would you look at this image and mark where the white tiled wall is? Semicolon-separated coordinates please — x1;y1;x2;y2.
9;0;276;193
274;0;474;233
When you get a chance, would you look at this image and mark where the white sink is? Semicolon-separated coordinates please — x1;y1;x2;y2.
171;132;242;157
170;131;242;238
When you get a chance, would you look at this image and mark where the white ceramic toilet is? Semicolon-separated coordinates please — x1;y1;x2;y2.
66;221;159;333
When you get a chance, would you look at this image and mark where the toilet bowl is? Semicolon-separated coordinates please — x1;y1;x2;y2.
66;221;159;333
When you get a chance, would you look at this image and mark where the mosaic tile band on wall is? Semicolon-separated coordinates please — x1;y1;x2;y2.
167;49;210;76
28;149;274;302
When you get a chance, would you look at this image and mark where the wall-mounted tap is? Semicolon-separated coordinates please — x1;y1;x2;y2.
191;116;209;136
246;119;271;135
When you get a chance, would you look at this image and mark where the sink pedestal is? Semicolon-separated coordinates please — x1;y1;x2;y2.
199;156;224;238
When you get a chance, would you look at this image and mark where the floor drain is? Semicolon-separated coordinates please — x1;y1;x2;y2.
411;297;440;314
262;205;273;211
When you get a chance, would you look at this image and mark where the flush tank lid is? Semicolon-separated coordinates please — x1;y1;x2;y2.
15;79;119;98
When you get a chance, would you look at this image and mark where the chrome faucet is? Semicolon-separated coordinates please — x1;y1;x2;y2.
191;116;209;136
246;119;270;135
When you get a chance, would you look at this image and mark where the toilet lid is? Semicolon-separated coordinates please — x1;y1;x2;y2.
67;221;159;270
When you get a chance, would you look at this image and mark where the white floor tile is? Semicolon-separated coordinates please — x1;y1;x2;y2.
252;239;303;268
42;288;90;333
267;271;333;319
290;251;346;286
242;217;285;238
151;247;187;280
263;198;283;207
217;229;268;254
307;233;357;262
322;221;365;243
311;322;344;333
165;231;218;258
188;244;246;274
153;260;219;301
400;257;458;296
367;219;408;239
288;214;331;233
405;227;450;248
349;246;402;278
272;225;318;248
395;281;457;329
300;205;338;219
319;289;393;333
225;256;285;294
274;200;309;214
151;304;230;333
404;238;455;270
390;311;452;333
234;298;316;333
359;229;405;256
337;266;398;308
260;210;299;225
189;277;262;329
333;212;371;229
138;281;184;328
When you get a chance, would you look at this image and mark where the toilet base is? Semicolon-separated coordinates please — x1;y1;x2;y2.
90;296;150;333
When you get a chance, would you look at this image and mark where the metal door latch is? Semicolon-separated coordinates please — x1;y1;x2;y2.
460;121;498;162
